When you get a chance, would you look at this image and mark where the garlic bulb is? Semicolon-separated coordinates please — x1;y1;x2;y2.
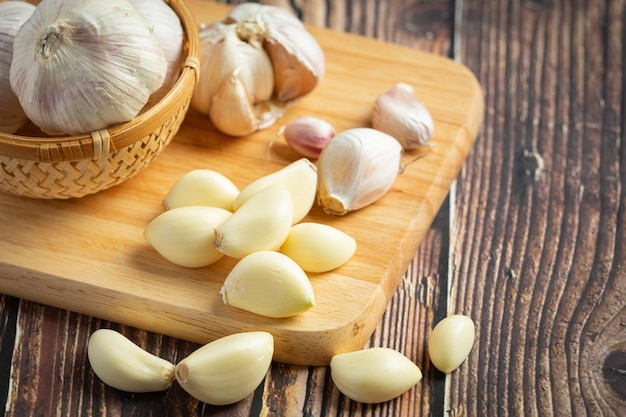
371;83;434;149
317;128;403;216
0;1;35;134
131;0;184;106
10;0;167;135
191;3;325;137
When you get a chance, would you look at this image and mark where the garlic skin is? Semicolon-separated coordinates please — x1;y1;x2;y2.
280;222;356;273
330;348;422;404
220;251;315;318
88;329;175;393
0;1;35;134
144;206;232;268
317;128;403;216
10;0;167;135
371;83;434;149
282;116;336;159
131;0;184;107
214;183;293;259
233;158;317;224
427;314;475;373
163;169;240;211
175;332;274;405
191;3;325;136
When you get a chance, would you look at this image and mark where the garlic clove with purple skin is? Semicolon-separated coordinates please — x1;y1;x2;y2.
371;83;434;150
282;116;336;159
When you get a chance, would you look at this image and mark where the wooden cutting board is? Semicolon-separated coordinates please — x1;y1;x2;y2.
0;0;483;366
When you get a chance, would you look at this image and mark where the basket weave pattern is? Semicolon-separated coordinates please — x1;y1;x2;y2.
0;0;198;199
0;100;190;199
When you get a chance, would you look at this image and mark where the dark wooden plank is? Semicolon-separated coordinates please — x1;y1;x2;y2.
1;0;455;416
454;0;626;415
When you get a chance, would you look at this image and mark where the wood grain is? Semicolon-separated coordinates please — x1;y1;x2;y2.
453;0;626;415
0;0;482;367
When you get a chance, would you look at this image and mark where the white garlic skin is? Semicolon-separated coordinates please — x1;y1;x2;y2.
10;0;167;135
317;128;403;216
427;314;475;373
175;331;274;405
233;158;317;224
144;206;232;268
282;116;336;159
280;222;356;273
371;83;434;150
330;347;422;404
220;251;315;318
163;169;240;211
0;1;35;134
131;0;184;107
214;183;293;259
88;329;175;393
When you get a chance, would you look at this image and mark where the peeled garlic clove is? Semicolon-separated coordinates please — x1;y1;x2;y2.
10;0;168;135
371;83;434;150
131;0;184;106
280;222;356;273
227;3;325;101
317;128;403;216
233;158;317;224
214;183;293;259
0;1;34;134
330;348;422;404
144;206;232;268
221;251;315;318
163;169;240;211
88;329;175;393
175;331;274;405
427;314;475;373
282;116;336;159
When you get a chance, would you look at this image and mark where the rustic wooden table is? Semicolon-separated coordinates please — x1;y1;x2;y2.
1;0;624;416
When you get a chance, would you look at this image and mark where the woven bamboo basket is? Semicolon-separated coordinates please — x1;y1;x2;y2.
0;0;200;199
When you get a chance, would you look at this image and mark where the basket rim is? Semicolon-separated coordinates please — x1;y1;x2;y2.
0;0;200;163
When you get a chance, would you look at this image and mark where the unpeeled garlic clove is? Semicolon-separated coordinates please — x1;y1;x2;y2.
371;83;434;150
87;329;175;393
220;251;315;318
427;314;475;373
280;222;356;273
163;169;240;211
192;21;277;137
214;183;293;259
317;128;403;216
330;347;422;404
233;158;318;224
226;3;325;102
144;206;232;268
175;331;274;405
281;116;336;159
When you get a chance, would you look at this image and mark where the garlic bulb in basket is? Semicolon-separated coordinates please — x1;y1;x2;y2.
131;0;184;106
0;1;35;134
10;0;168;136
191;3;325;137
